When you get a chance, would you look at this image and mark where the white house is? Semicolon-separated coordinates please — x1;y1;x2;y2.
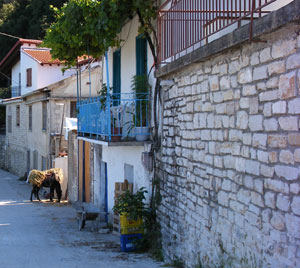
0;38;101;179
76;15;155;224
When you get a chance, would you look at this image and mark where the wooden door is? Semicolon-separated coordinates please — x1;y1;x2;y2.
78;140;91;202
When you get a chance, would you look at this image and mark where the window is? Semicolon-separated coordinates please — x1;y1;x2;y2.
28;105;32;131
136;35;147;75
41;156;47;170
113;49;121;105
70;101;77;118
42;102;47;131
7;115;12;133
16;105;20;127
27;150;31;173
26;68;32;87
33;150;38;170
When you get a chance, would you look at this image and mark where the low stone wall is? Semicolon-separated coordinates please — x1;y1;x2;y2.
67;130;78;202
0;134;6;169
156;18;300;268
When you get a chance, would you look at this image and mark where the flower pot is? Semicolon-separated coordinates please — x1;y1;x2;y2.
135;127;149;141
111;127;122;142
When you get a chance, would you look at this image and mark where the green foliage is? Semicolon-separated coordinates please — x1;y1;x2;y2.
113;187;148;221
0;0;66;61
97;83;112;110
0;87;10;130
43;0;158;66
0;1;15;25
0;87;11;99
131;74;150;127
131;74;150;94
171;257;185;268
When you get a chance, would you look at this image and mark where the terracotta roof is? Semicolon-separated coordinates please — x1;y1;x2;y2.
23;49;61;65
19;39;42;45
0;38;42;71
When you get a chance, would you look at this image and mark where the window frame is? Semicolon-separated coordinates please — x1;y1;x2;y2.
7;115;12;133
28;105;32;131
42;102;47;131
26;68;32;87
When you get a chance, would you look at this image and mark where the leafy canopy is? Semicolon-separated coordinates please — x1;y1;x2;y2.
43;0;158;66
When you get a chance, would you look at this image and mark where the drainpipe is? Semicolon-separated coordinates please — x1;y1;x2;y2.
88;46;91;97
105;52;111;141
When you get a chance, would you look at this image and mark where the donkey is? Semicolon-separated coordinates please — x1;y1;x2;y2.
29;172;62;203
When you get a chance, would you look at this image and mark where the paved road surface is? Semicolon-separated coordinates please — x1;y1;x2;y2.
0;169;166;268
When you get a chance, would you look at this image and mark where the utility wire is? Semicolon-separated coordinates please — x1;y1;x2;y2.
0;31;21;40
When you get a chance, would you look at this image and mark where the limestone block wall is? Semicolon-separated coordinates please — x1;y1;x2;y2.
0;134;6;169
156;24;300;268
5;102;28;176
67;130;78;202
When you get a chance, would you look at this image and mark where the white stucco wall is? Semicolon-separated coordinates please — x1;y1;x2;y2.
100;145;152;215
50;64;102;99
11;61;20;88
53;156;68;200
36;63;73;91
19;51;38;95
95;16;155;217
102;16;155;94
19;48;75;96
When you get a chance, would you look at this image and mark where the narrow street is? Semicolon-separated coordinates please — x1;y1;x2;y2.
0;169;166;268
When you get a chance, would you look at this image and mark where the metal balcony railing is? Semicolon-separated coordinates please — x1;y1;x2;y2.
77;92;150;142
11;86;21;97
158;0;281;64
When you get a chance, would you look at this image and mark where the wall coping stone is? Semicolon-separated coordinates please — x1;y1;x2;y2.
156;0;300;78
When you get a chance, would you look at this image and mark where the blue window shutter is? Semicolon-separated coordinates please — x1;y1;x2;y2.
113;49;121;95
136;35;147;75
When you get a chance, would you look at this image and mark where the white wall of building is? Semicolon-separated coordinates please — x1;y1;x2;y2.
20;51;38;95
19;48;75;95
36;63;72;91
101;145;152;215
26;99;49;170
53;156;68;200
96;16;155;217
102;15;156;94
11;61;20;88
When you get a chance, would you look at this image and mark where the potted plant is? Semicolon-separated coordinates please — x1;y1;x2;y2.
111;113;122;142
113;187;148;251
98;84;122;141
131;74;150;141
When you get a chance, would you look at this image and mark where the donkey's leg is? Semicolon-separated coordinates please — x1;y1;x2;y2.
30;188;34;202
55;182;62;203
49;186;54;202
36;187;41;201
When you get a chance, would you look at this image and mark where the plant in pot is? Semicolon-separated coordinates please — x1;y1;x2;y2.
131;74;150;141
113;187;148;251
110;111;122;142
98;84;122;141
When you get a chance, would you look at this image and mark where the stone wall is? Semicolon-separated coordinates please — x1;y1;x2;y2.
67;130;78;202
0;134;6;169
5;101;28;176
156;21;300;267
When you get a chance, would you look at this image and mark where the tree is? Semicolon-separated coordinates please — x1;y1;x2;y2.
0;0;66;62
43;0;161;137
43;0;158;66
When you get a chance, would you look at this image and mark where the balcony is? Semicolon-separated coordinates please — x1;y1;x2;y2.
158;0;286;64
11;86;21;97
77;92;150;143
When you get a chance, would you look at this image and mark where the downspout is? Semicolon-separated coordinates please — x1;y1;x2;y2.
49;92;52;168
88;46;91;97
105;52;111;141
